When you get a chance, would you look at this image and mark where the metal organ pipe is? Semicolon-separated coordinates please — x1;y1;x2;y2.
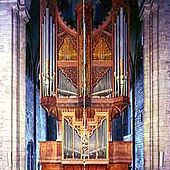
114;8;128;97
53;23;55;94
116;14;120;96
114;23;117;97
42;23;44;97
45;8;50;96
123;13;126;96
125;23;128;97
43;16;46;97
120;7;124;96
50;16;53;96
41;8;55;97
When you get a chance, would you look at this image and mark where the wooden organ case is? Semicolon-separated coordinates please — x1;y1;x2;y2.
39;0;132;169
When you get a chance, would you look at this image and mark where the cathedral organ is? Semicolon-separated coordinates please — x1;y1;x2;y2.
39;0;132;169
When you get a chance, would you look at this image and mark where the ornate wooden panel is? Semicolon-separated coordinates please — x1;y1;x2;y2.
92;37;111;61
109;141;132;164
74;165;82;170
92;67;110;87
59;67;77;87
42;164;63;170
88;165;96;170
108;164;129;170
58;36;77;61
64;165;74;170
40;141;62;161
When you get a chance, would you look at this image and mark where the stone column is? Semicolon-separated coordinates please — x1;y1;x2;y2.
140;1;170;169
11;3;30;170
0;1;12;169
11;5;19;169
19;5;30;170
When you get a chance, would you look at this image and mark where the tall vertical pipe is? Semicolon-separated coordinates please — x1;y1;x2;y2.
123;12;126;96
43;16;46;96
114;23;117;97
125;23;128;97
120;7;124;96
46;8;50;96
53;23;55;94
116;14;120;96
42;23;44;97
50;16;53;96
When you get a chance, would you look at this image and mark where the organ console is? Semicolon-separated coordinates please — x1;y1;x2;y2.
39;0;132;169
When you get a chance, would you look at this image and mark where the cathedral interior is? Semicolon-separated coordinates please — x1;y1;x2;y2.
0;0;170;170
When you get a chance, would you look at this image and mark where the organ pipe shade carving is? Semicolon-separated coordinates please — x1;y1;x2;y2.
41;8;55;97
114;7;128;97
63;113;108;160
92;38;112;61
58;37;77;61
58;69;77;97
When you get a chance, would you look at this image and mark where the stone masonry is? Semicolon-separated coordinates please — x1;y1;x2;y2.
141;0;170;169
0;0;29;169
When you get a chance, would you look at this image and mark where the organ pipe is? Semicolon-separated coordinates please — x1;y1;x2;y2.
43;16;46;97
116;14;120;96
114;7;128;97
41;8;55;97
42;23;45;97
63;118;107;160
53;23;55;94
45;8;50;96
50;16;53;95
125;23;128;97
120;8;124;96
123;14;126;96
114;23;117;97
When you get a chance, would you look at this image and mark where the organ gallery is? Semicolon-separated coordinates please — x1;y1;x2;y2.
39;0;132;169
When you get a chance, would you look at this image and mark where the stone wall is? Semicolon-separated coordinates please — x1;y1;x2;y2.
0;2;12;169
135;68;144;170
0;1;29;169
141;0;170;169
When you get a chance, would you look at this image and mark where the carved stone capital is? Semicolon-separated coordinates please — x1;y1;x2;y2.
12;2;30;23
139;1;158;20
18;4;30;23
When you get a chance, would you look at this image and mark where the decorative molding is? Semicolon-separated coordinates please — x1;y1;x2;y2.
92;67;110;87
59;67;78;88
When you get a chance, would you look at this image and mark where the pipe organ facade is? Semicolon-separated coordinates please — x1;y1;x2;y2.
39;0;132;169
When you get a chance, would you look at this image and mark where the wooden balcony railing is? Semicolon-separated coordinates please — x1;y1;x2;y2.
39;141;62;162
109;141;132;164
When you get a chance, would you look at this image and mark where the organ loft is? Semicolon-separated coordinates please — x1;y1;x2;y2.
39;0;132;169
